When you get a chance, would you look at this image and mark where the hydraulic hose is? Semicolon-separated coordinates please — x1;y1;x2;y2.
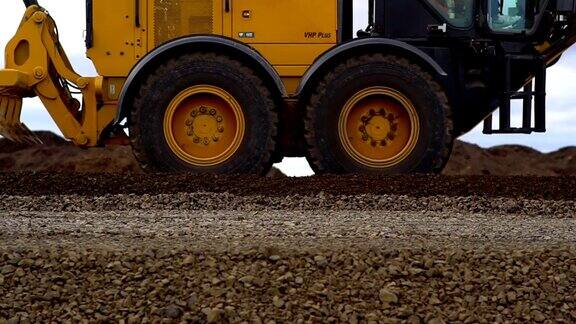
23;0;39;7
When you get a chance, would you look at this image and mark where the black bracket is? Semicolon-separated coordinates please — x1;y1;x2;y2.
483;54;547;134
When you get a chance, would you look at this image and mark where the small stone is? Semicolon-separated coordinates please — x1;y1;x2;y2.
165;304;183;319
295;277;304;285
206;308;222;323
273;296;285;308
269;255;281;261
314;255;328;267
1;265;15;275
239;275;254;285
429;296;442;305
277;272;293;282
379;289;398;304
14;268;25;277
182;255;194;265
506;291;517;302
407;315;422;324
187;293;198;308
531;310;545;322
428;318;445;324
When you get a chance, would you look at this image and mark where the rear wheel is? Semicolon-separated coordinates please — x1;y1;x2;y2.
305;54;453;174
130;53;278;174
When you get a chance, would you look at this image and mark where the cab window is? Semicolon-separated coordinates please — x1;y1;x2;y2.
489;0;536;32
426;0;474;28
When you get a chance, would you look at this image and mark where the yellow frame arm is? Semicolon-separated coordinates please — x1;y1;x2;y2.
0;5;116;146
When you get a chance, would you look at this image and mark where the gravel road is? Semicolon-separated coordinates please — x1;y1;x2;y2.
1;194;576;249
1;174;576;323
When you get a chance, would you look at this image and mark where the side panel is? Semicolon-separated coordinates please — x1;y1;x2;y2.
228;0;338;95
231;0;337;44
87;0;137;77
149;0;224;47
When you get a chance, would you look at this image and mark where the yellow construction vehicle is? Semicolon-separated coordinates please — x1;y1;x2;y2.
1;0;576;174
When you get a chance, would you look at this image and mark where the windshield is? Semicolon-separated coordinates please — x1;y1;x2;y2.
426;0;475;28
489;0;538;32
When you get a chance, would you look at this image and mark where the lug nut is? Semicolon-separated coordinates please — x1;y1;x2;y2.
218;126;225;133
200;106;207;114
210;109;217;116
203;137;210;145
216;116;223;123
185;119;193;126
193;137;200;144
191;110;198;117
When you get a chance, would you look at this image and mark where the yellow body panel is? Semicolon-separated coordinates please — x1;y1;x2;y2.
87;0;338;93
1;1;340;146
230;0;337;44
0;69;30;89
87;0;136;76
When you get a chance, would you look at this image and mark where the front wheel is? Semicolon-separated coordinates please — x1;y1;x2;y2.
304;54;453;174
130;53;278;174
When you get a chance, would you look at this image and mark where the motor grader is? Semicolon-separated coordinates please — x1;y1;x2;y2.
1;0;575;175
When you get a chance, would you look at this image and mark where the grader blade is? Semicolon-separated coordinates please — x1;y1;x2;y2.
0;94;42;144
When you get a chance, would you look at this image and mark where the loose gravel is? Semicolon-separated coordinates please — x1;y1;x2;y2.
2;172;576;200
2;246;576;323
1;173;576;322
0;192;575;216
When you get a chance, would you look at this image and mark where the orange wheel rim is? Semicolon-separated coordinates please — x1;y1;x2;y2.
163;85;245;167
338;87;420;168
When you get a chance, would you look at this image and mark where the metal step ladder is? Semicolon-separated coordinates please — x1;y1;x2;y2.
483;54;547;134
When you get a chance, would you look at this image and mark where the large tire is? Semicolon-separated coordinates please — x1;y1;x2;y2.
304;54;453;174
130;53;278;174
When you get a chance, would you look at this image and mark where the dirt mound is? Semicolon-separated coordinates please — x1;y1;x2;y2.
0;131;69;154
0;132;286;176
2;131;576;176
444;141;576;176
0;145;140;173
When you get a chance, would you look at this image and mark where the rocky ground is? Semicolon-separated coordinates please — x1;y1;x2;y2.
1;174;576;323
1;132;576;322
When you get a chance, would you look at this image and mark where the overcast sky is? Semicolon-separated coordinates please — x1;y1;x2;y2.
2;1;576;175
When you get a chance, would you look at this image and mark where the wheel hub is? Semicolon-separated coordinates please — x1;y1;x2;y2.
359;108;398;147
186;106;225;146
338;87;420;168
163;85;245;167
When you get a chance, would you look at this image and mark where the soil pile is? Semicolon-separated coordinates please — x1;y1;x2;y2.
1;132;576;176
444;140;576;176
0;133;139;173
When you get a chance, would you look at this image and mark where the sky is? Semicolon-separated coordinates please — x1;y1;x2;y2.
1;1;576;176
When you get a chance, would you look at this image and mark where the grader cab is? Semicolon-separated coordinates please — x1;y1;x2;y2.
1;0;576;174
